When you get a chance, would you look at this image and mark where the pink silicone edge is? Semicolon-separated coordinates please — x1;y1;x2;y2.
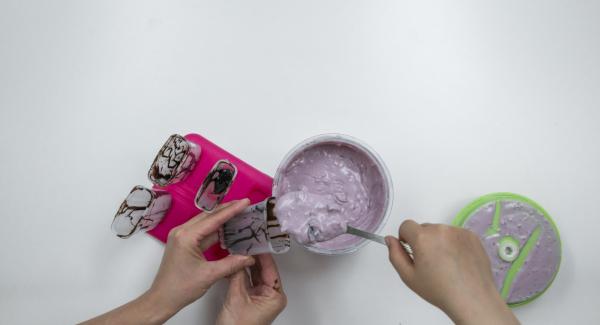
148;133;273;261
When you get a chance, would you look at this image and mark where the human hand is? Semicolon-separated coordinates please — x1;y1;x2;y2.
147;199;256;317
216;254;287;325
80;200;256;325
386;221;519;325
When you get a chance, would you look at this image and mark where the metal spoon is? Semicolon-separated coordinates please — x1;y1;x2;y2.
346;226;414;259
307;225;414;259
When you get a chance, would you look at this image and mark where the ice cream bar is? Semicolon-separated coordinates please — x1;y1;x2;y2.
111;186;171;238
220;197;290;255
148;134;201;186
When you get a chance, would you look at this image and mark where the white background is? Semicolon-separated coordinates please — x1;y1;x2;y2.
1;1;599;324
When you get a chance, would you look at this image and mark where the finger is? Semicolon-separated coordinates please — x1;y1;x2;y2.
180;212;208;228
185;201;238;227
250;254;283;292
207;254;255;282
193;201;238;224
228;268;250;296
399;219;421;244
199;232;219;251
385;236;414;281
189;199;251;237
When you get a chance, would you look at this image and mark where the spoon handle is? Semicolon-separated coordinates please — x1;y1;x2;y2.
346;226;414;259
346;225;386;245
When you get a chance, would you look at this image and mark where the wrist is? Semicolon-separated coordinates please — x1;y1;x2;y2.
215;307;240;325
136;289;180;325
443;287;519;325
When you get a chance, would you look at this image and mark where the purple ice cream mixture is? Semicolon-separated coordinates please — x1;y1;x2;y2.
273;141;387;251
463;200;560;304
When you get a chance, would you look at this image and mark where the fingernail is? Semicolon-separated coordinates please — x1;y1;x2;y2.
384;237;391;247
273;278;281;291
244;255;255;265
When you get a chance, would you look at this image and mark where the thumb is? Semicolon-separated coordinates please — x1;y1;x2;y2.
385;236;414;283
208;255;255;282
228;268;250;296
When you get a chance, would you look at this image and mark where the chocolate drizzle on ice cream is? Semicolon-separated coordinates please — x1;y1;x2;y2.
148;134;200;186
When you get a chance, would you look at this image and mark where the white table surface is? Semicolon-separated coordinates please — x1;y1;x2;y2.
1;1;599;324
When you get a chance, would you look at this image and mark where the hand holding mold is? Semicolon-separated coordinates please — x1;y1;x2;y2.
386;221;520;325
149;199;259;313
216;254;287;325
82;200;257;325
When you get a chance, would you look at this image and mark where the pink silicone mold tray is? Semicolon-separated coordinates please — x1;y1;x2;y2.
148;133;273;260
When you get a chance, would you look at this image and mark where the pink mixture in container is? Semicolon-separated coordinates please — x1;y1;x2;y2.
272;134;393;255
